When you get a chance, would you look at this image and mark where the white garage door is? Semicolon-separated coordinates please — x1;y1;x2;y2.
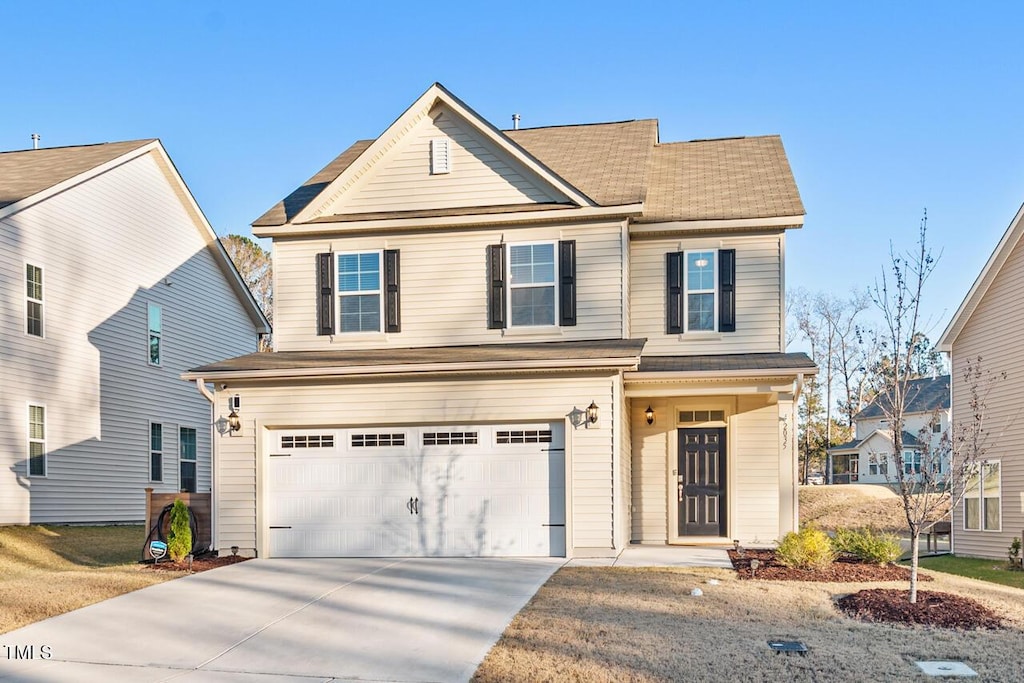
266;423;565;558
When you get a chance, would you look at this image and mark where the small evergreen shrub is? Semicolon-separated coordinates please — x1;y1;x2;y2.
1009;537;1022;570
832;527;902;565
776;526;836;571
167;499;193;562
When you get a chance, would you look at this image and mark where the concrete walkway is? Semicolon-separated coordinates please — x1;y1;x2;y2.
566;545;733;568
0;557;560;683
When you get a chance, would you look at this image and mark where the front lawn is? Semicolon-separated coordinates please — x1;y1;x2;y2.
913;554;1024;590
473;566;1024;682
0;525;180;634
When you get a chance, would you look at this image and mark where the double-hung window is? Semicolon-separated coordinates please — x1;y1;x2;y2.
666;248;735;334
26;264;44;337
179;427;197;493
338;251;382;333
150;423;163;482
902;450;922;475
509;242;556;327
964;461;1000;531
148;304;162;365
28;405;46;477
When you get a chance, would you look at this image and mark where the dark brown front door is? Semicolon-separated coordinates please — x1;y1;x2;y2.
677;428;726;536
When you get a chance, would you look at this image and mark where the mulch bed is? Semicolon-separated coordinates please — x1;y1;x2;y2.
144;554;250;573
837;589;1005;629
728;548;931;582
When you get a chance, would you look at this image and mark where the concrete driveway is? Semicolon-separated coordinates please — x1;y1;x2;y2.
0;557;561;682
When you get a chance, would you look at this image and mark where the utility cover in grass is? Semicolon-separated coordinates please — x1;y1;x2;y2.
915;661;978;677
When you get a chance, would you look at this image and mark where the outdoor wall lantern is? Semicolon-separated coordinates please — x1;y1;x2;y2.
645;405;655;425
227;408;241;433
586;401;599;425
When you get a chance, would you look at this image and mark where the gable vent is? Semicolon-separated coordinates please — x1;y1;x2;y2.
430;137;451;175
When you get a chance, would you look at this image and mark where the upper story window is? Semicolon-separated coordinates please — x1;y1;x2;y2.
509;242;556;327
28;404;46;477
316;250;400;336
26;264;44;337
148;304;162;365
150;422;163;482
666;248;735;335
338;251;382;333
487;241;576;330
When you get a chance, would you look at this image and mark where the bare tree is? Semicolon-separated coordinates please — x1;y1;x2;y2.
221;234;273;350
870;211;1003;602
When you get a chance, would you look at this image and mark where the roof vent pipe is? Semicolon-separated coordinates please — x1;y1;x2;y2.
31;133;40;149
512;113;520;130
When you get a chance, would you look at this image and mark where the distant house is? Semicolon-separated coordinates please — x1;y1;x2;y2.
0;140;270;525
829;375;950;485
939;202;1024;560
184;83;816;559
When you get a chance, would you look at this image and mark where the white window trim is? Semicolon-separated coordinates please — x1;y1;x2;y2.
27;402;47;478
506;240;558;329
179;425;198;493
682;249;718;333
25;262;45;339
147;303;162;367
963;459;1002;532
336;250;384;334
149;421;164;483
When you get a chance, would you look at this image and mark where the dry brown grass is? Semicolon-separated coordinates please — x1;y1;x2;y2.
474;566;1024;682
801;484;909;531
0;525;180;634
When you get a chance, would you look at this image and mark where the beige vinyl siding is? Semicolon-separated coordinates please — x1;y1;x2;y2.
629;232;783;355
319;105;565;217
273;221;624;351
629;394;783;545
950;235;1024;559
214;374;617;557
0;151;258;524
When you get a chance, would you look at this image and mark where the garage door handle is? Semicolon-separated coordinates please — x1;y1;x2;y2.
413;497;419;515
407;497;414;515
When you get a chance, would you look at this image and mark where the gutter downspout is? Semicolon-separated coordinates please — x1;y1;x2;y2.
194;378;217;554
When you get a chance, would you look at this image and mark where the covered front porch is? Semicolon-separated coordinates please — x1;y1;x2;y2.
623;352;815;547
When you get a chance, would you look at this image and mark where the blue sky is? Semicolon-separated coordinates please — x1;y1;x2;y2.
4;2;1023;339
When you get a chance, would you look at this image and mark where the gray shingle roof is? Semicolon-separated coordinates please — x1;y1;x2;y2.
636;352;816;374
829;430;923;453
855;375;951;419
252;115;803;227
187;338;647;376
0;140;155;210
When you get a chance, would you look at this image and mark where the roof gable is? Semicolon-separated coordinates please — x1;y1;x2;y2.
0;140;155;214
285;83;593;226
939;202;1024;351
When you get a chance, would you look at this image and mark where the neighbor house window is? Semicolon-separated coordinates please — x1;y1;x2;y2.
28;405;46;477
150;423;163;482
902;450;921;475
148;304;162;365
685;251;716;332
964;461;1000;531
179;427;197;493
337;252;382;333
26;264;44;337
508;242;556;326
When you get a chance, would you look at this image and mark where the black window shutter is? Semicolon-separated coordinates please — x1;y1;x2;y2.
719;248;736;333
487;244;506;329
384;249;401;333
316;252;334;336
558;240;577;327
666;252;683;334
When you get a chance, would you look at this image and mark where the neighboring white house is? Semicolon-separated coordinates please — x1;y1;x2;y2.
0;139;270;525
184;83;816;559
939;201;1024;560
829;375;950;485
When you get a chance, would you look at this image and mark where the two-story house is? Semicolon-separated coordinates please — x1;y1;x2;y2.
0;139;269;525
828;375;951;485
185;84;815;559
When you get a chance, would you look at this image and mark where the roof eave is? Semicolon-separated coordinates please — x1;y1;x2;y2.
631;214;804;234
625;366;818;382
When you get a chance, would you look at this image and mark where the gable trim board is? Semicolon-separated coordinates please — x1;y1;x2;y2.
289;83;595;225
939;202;1024;351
